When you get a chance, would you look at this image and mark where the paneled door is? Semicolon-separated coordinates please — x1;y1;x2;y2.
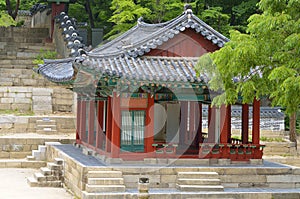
121;110;145;152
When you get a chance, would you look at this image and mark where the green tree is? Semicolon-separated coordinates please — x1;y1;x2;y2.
197;0;300;146
105;0;151;40
200;7;230;36
140;0;184;23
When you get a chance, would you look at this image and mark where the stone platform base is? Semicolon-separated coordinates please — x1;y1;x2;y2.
44;143;300;199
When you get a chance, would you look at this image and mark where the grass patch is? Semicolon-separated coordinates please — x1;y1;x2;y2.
0;109;34;116
260;136;286;142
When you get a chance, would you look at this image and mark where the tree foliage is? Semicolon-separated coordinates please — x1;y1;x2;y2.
0;10;16;26
197;0;300;143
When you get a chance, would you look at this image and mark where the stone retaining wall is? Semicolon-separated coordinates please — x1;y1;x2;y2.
0;138;74;159
0;86;75;114
264;142;297;156
0;115;76;134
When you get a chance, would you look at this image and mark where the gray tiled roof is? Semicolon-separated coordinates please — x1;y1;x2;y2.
36;7;228;85
90;9;229;58
36;58;75;83
82;56;206;83
38;56;209;85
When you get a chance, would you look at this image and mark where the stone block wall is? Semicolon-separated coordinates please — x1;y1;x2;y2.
0;86;75;114
0;138;74;159
0;115;76;134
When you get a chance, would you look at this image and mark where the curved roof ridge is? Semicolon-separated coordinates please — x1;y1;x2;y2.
90;25;140;54
137;12;185;27
89;8;230;58
190;13;229;42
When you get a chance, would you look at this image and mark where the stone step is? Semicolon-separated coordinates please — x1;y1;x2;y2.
82;191;131;199
47;162;63;171
36;119;56;126
54;158;64;165
36;129;58;134
34;172;46;182
0;159;46;168
40;167;52;176
38;145;47;153
36;125;57;131
176;184;224;192
87;171;123;178
177;178;221;185
27;156;36;161
0;59;35;65
0;37;46;43
88;178;124;185
0;31;49;38
27;176;38;187
32;150;46;161
177;172;220;179
0;27;49;36
36;181;62;187
85;185;126;193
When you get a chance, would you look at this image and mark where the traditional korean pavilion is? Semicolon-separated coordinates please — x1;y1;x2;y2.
37;5;264;162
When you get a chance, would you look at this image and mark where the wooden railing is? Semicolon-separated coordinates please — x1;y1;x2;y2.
199;143;265;160
152;143;178;157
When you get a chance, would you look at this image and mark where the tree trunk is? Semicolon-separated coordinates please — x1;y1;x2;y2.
85;0;95;28
5;0;20;20
289;112;297;149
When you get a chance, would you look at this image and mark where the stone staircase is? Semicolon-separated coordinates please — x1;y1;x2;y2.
36;118;57;134
0;27;55;87
176;171;224;192
27;158;64;187
84;170;126;193
27;144;47;161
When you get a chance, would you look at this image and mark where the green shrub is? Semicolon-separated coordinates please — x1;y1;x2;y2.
33;49;58;66
0;11;17;27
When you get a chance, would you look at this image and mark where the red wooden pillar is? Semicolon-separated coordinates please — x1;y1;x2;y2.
105;97;112;153
76;99;81;144
111;92;121;158
179;101;188;145
220;105;231;144
195;103;202;144
208;106;216;143
252;98;260;145
145;95;155;153
96;101;104;149
189;102;196;142
50;3;66;39
81;101;87;142
242;104;249;144
88;101;95;145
